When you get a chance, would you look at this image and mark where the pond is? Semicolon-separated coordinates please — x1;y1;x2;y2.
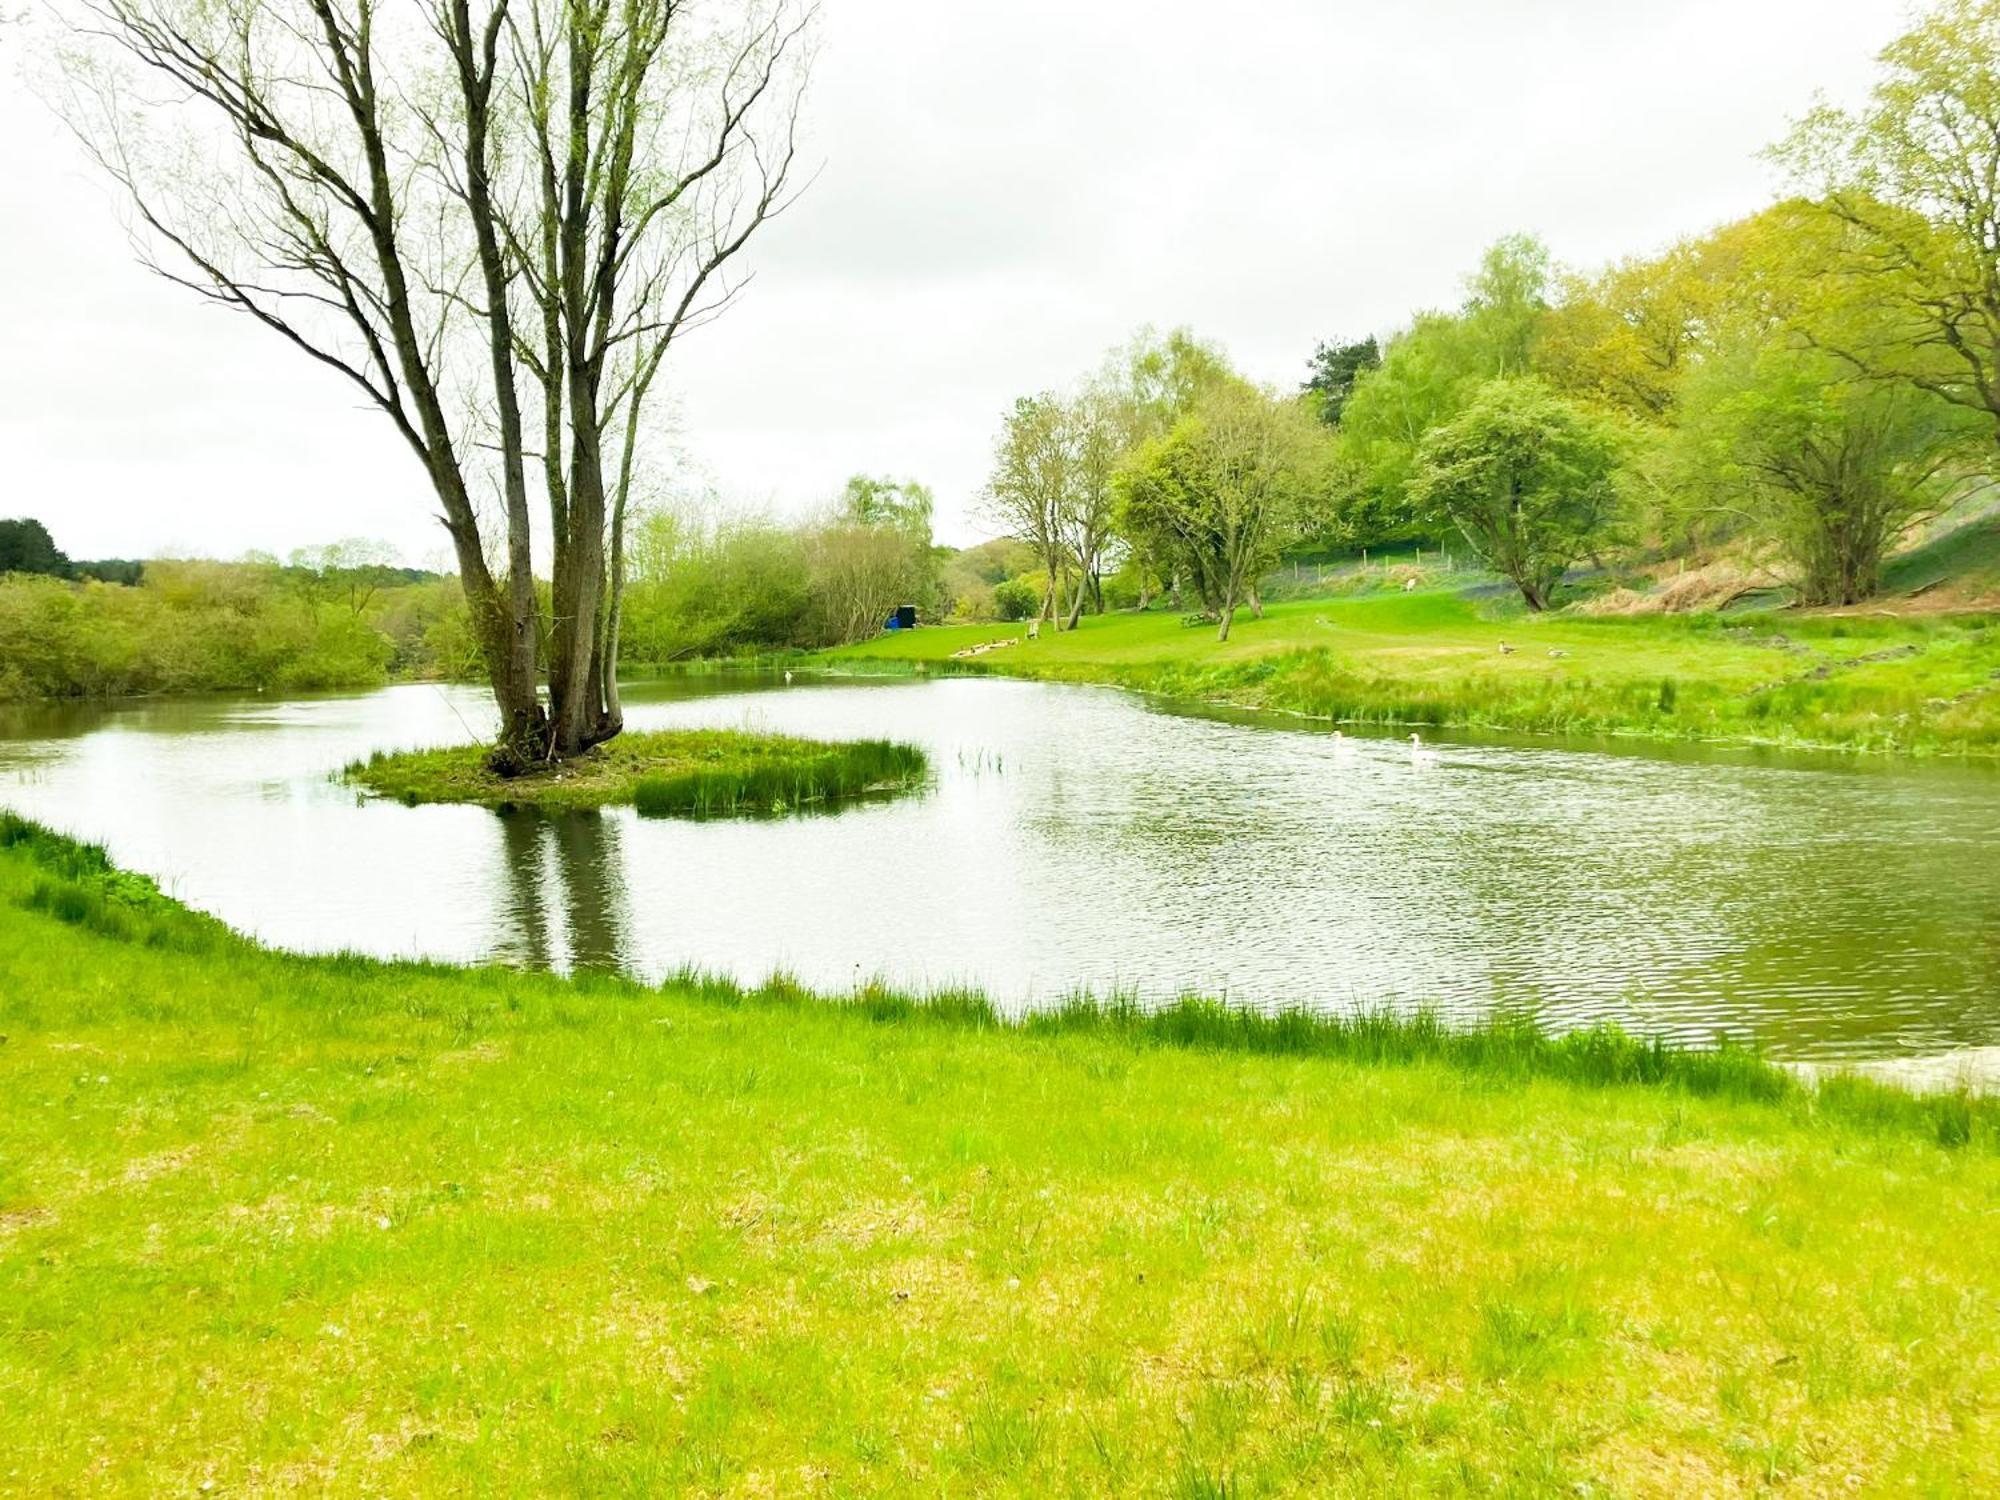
4;673;1998;1068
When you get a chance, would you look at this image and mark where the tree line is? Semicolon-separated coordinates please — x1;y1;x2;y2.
0;553;473;700
0;519;143;586
0;493;995;699
985;0;2000;621
36;0;2000;737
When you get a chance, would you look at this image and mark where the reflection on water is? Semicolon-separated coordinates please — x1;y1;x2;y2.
4;674;1999;1064
492;809;631;974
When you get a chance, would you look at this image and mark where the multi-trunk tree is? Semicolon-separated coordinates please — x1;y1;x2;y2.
56;0;811;764
1113;383;1330;641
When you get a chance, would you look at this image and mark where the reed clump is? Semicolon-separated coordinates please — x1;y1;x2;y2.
630;739;927;817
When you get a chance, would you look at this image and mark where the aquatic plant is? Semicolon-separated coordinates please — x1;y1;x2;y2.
630;739;928;817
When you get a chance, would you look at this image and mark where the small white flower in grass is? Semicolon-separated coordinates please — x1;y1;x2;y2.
323;1323;346;1339
96;1075;109;1085
375;1216;391;1231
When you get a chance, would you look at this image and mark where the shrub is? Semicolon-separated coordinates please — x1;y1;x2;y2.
992;576;1041;622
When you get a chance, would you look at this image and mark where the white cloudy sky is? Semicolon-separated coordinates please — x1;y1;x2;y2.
2;0;1907;564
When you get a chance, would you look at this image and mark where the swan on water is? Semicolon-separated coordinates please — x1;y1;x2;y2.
1408;733;1440;767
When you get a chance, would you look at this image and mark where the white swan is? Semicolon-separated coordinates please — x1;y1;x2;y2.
1331;729;1355;759
783;669;794;684
1408;733;1440;767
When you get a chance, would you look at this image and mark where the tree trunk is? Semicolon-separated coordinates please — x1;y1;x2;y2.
1216;600;1236;642
547;21;612;762
447;0;542;762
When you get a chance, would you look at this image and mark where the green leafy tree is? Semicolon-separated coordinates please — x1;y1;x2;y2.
1536;213;1780;420
1114;385;1332;641
1300;337;1381;425
1099;328;1239;603
1408;378;1622;611
983;395;1074;622
1671;339;1982;605
840;476;936;539
1115;327;1236;438
1773;0;2000;446
1337;236;1554;544
0;519;71;579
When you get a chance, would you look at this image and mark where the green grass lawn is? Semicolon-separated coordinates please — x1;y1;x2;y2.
348;728;927;815
818;590;2000;755
3;817;1998;1495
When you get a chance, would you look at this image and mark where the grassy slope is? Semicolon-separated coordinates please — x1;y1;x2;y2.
2;824;1998;1495
349;728;926;814
1884;508;2000;602
818;590;2000;755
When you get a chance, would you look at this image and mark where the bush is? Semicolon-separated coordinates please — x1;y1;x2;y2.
993;576;1041;621
0;566;398;699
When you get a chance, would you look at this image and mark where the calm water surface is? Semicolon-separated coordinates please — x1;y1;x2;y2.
3;675;1998;1065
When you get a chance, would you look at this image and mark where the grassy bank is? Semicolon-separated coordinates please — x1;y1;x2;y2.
348;728;928;815
3;816;1999;1494
818;590;2000;755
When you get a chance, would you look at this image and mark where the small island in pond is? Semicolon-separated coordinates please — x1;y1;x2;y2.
348;728;928;817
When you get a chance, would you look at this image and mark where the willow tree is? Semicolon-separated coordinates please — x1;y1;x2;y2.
54;0;811;763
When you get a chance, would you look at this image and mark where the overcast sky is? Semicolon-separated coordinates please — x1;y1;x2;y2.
2;0;1910;564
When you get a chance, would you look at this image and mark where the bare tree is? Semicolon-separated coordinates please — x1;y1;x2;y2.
52;0;812;762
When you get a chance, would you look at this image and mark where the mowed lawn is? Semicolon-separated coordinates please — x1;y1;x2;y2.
818;590;2000;754
2;829;1997;1495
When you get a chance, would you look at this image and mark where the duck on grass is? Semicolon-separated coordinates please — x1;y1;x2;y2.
346;728;929;816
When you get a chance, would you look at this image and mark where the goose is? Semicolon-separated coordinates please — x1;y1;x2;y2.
1408;733;1440;767
1547;648;1570;659
1497;641;1516;656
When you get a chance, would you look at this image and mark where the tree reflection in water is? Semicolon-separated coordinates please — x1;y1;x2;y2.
493;807;631;975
